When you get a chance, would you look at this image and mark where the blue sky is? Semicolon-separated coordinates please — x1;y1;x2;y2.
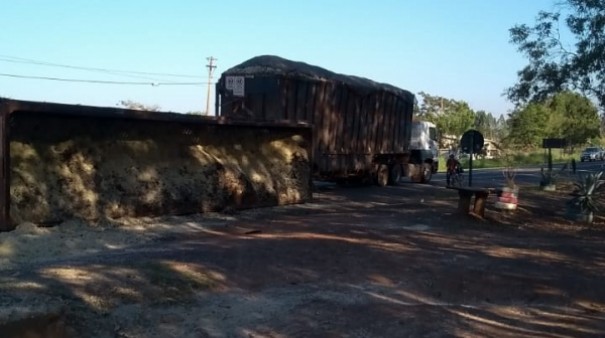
1;0;556;116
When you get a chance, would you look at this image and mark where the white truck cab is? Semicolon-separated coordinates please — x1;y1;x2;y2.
410;121;440;173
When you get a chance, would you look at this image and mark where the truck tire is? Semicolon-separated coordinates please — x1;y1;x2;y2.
388;164;402;186
420;163;433;183
375;164;389;187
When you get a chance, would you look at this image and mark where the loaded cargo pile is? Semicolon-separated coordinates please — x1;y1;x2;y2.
216;55;433;185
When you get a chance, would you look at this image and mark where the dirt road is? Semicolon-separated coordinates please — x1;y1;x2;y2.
1;183;605;337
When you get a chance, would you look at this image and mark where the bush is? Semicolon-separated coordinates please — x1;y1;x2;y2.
444;149;581;170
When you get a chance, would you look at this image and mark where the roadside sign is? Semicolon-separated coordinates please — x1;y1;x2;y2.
542;138;566;171
542;138;566;149
460;130;484;154
459;129;484;187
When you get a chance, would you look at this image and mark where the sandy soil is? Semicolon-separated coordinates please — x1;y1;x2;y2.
1;182;604;337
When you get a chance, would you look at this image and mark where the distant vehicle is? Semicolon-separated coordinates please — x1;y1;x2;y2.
580;147;603;162
410;121;439;174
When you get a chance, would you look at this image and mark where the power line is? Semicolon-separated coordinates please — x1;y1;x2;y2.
0;56;164;81
0;72;206;86
0;54;205;80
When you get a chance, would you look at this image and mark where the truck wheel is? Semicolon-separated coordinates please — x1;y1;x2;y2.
388;164;402;186
375;164;389;187
420;163;433;183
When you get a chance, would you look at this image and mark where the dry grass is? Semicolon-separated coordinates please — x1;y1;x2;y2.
9;114;311;225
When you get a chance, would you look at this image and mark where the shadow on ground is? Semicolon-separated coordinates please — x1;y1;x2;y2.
1;182;605;337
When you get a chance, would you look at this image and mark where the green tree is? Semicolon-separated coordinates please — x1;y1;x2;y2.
506;91;599;148
508;0;605;109
439;100;476;137
417;92;476;140
473;110;499;140
546;91;600;146
506;103;549;148
495;115;509;142
416;92;448;119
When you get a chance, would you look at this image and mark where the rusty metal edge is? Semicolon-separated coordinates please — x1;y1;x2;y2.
0;98;312;130
0;99;12;231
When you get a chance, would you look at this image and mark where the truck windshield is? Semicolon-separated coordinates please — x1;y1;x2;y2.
429;127;437;141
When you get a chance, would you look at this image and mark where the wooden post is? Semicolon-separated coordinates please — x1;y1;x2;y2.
457;190;472;214
473;192;489;218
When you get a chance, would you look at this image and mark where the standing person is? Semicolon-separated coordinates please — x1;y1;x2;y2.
446;154;461;186
571;158;576;174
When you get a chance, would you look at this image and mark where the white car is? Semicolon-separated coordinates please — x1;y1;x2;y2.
580;147;603;162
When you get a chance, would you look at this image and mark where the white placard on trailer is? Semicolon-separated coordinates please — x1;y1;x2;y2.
232;76;245;97
225;76;235;90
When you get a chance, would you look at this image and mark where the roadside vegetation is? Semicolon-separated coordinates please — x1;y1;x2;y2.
422;0;605;171
420;88;601;172
438;150;582;171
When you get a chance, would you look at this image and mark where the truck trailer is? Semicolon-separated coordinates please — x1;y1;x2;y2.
215;55;438;185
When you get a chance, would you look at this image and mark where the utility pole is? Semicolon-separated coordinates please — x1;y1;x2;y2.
205;56;217;115
440;97;444;114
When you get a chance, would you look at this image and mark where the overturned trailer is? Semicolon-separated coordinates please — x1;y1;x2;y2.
0;98;312;231
215;55;437;185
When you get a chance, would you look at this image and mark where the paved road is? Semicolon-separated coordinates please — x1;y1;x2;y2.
431;160;605;188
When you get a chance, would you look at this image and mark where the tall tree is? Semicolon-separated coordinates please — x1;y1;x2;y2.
546;91;600;145
506;91;599;148
473;110;499;140
416;92;448;119
495;115;509;142
508;0;605;110
417;92;476;142
506;103;549;148
442;100;476;137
